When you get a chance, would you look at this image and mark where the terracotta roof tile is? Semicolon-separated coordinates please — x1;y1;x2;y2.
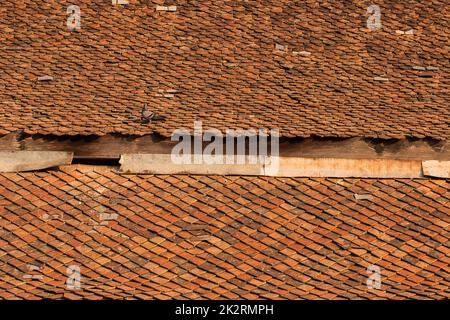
0;165;448;299
0;0;448;139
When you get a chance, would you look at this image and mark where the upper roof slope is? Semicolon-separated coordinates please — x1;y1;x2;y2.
0;0;448;138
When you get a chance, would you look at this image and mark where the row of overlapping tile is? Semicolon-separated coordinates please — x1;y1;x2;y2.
0;0;448;138
0;165;448;299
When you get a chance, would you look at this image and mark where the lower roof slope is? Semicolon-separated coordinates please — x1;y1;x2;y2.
0;0;449;138
0;165;449;299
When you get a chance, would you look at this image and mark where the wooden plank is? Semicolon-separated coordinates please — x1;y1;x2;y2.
120;154;424;178
119;154;263;175
266;157;423;178
422;160;450;178
0;151;73;172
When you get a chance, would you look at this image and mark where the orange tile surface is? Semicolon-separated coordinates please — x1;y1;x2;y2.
0;0;448;139
0;165;448;299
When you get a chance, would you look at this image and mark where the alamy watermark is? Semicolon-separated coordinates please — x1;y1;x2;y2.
66;265;82;290
367;5;382;31
367;265;382;290
170;121;280;175
67;5;81;31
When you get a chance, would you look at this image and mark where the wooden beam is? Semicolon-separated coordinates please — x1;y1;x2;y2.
2;134;176;159
280;137;450;160
119;154;426;178
0;133;449;161
422;160;450;178
120;154;263;175
0;151;73;172
0;132;23;150
265;157;423;178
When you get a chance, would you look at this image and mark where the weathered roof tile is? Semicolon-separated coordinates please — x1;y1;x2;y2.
0;165;448;299
0;0;448;139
